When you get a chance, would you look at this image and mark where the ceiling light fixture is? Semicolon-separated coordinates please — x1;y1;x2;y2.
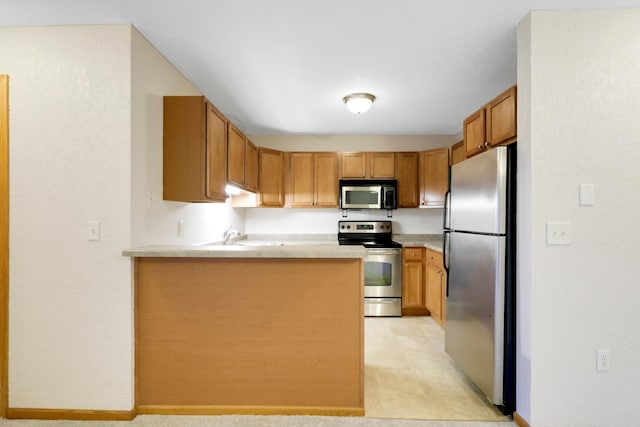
343;93;376;114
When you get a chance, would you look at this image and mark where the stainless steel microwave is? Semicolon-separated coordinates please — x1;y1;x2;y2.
339;179;398;210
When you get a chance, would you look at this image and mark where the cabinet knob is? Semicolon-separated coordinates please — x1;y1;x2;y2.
411;252;415;256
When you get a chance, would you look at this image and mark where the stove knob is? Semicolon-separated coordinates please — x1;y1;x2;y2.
347;225;351;229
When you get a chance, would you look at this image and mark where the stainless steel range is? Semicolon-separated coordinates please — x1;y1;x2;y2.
338;221;402;316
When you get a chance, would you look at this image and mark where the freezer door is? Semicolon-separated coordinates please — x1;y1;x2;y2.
445;232;505;404
450;147;507;234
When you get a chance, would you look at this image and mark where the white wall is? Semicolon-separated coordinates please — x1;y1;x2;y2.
245;208;443;235
130;28;244;247
2;24;243;412
2;25;133;410
517;9;640;426
251;134;457;152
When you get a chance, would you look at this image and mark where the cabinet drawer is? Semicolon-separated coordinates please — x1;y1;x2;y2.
426;249;444;268
403;247;424;262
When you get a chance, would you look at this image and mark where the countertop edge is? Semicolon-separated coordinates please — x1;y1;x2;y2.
122;245;368;259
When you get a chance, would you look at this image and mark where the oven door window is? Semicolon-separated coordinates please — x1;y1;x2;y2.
364;260;393;286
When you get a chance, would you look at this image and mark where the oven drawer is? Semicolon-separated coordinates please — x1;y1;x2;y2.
364;298;402;317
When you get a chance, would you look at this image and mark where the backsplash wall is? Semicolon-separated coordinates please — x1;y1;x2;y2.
245;208;444;235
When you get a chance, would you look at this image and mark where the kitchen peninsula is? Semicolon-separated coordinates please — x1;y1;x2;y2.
124;243;367;416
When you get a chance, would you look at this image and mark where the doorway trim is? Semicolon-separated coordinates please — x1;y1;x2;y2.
1;74;9;417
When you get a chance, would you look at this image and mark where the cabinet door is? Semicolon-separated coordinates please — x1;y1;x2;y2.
450;140;465;165
314;152;339;207
370;152;395;178
258;148;284;207
341;152;367;178
290;152;315;207
205;103;228;201
402;247;425;309
426;264;442;320
395;152;419;208
486;85;517;145
420;148;449;207
244;139;259;192
227;123;245;188
464;107;486;158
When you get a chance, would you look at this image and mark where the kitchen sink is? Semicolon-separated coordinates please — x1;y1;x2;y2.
233;241;285;247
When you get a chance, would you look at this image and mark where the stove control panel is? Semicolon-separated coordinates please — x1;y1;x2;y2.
338;221;392;234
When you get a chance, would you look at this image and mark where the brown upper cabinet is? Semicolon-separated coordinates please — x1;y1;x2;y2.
450;140;465;165
464;85;517;158
341;152;395;178
244;139;259;192
227;123;258;193
395;152;419;208
486;85;517;146
258;147;285;207
419;148;449;208
289;152;339;208
163;96;227;203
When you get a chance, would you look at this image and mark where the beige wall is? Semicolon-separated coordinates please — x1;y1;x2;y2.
2;24;133;410
130;28;244;247
1;23;245;412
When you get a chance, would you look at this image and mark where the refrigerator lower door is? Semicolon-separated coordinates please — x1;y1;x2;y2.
445;231;505;404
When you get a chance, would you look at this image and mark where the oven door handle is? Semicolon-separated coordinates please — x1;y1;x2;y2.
365;248;401;255
365;298;396;304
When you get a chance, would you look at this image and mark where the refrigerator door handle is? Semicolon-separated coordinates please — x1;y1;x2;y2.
443;230;450;297
443;190;451;230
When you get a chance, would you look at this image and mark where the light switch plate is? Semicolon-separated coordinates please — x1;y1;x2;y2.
87;220;101;241
546;221;571;245
579;184;595;206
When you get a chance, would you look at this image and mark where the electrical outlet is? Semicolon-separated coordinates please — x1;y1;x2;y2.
596;349;610;371
546;221;571;245
178;219;185;237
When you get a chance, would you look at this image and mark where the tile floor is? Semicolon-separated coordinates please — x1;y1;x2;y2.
364;316;510;422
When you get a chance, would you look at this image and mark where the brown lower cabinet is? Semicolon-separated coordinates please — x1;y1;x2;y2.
401;247;428;316
425;248;447;327
402;246;446;327
135;256;364;414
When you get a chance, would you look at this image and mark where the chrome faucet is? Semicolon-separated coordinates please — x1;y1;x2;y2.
222;225;234;245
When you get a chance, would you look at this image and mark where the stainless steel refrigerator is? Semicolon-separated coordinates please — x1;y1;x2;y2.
443;145;516;415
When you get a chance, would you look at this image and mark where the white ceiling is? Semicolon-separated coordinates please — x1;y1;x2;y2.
3;0;640;135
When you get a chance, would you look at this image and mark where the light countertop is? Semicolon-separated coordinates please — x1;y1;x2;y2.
123;233;443;258
122;239;367;259
393;234;443;252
